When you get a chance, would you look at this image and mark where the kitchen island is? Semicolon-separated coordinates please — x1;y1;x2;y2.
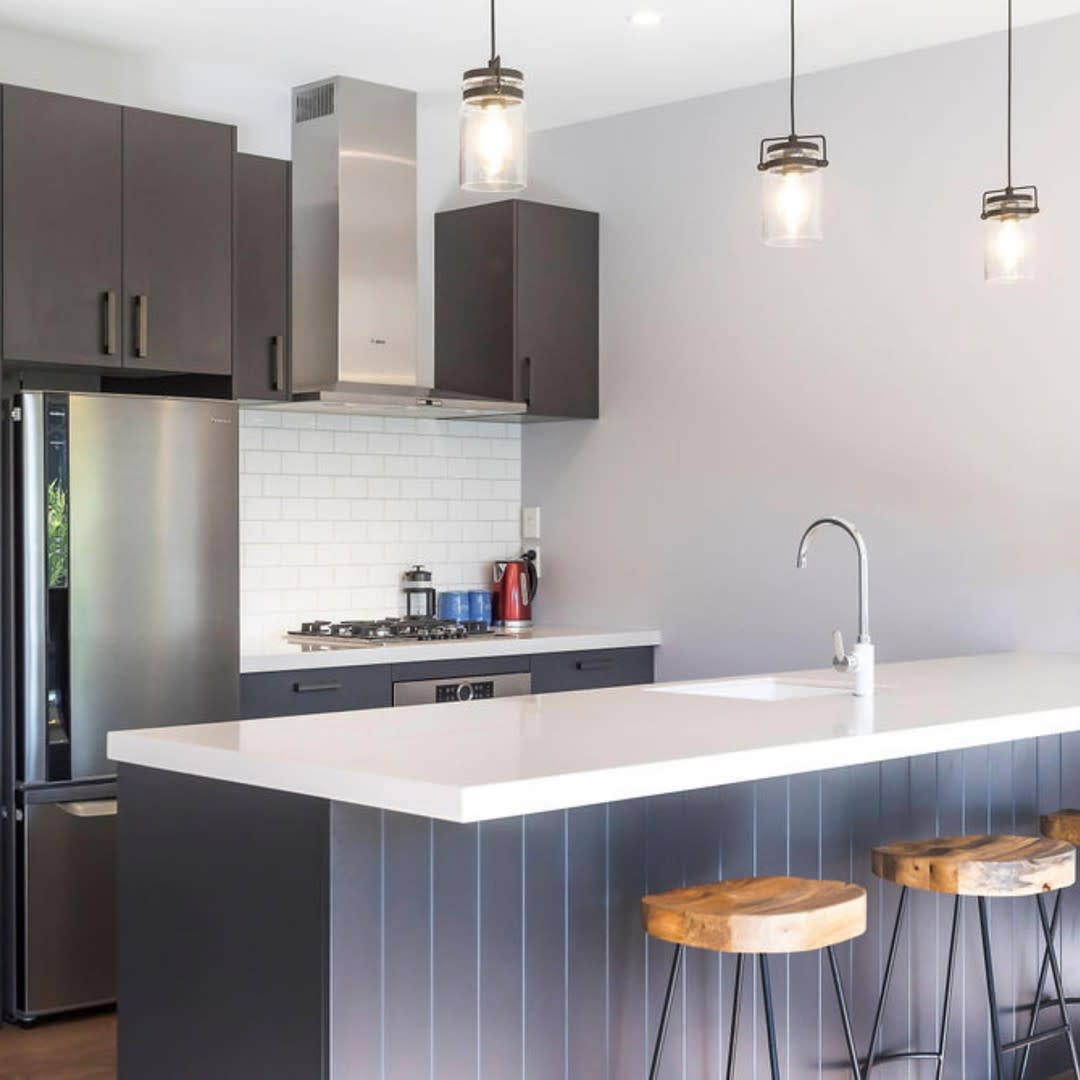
109;653;1080;1078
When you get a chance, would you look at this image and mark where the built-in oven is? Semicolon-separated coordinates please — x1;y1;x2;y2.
392;671;532;706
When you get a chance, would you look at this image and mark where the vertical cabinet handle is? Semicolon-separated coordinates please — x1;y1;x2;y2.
102;291;117;356
134;295;149;359
270;335;285;393
521;356;532;407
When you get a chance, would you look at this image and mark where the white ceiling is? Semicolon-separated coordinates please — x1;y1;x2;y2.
0;0;1077;130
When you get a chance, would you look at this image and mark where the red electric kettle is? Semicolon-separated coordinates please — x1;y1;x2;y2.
493;551;538;631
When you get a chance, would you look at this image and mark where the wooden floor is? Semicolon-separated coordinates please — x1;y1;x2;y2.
0;1011;116;1080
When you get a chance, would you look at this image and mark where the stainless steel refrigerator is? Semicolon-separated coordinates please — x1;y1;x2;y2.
2;391;238;1020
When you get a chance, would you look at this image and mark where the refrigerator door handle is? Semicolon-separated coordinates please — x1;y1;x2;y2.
19;395;47;784
57;800;118;818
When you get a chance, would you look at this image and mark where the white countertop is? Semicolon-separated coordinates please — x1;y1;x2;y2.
108;652;1080;823
240;626;661;673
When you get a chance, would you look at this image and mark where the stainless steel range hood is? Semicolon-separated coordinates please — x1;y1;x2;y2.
283;76;525;419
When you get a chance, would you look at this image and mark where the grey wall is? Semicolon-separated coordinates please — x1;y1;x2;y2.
521;17;1080;681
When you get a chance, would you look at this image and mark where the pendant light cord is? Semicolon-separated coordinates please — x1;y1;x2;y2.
789;0;797;135
489;0;498;65
1002;0;1010;187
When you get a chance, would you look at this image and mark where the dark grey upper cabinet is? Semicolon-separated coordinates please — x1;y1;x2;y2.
2;87;123;368
435;199;599;420
122;108;234;375
234;154;290;400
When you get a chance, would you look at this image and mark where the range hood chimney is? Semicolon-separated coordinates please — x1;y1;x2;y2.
284;76;525;419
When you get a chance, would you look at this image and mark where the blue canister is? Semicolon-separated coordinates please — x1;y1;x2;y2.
468;590;492;626
438;591;468;624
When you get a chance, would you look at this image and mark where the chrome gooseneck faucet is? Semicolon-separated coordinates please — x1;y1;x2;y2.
796;516;875;697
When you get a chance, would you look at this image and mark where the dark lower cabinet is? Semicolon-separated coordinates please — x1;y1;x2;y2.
122;107;234;375
1;87;123;369
239;647;655;718
529;647;655;693
435;199;599;420
239;664;392;719
235;153;290;400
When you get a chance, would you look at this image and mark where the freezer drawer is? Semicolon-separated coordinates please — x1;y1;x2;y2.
20;792;117;1016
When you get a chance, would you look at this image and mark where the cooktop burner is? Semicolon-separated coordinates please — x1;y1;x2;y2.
287;616;494;645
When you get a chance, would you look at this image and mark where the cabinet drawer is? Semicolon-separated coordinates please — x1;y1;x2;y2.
239;665;392;719
530;647;654;695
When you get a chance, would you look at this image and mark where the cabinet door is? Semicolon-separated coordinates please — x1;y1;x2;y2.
239;665;392;719
235;154;290;400
516;202;599;419
2;87;122;368
434;201;516;401
122;108;234;374
530;648;654;694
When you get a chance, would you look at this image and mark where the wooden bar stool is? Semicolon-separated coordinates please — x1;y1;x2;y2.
865;834;1080;1080
1013;811;1080;1080
641;875;867;1079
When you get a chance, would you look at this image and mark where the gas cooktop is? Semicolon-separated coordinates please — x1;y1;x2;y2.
286;616;494;647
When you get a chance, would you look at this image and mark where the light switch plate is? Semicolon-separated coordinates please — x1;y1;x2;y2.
522;506;541;539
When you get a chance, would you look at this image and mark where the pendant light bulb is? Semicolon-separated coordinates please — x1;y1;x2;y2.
758;0;827;246
981;0;1039;282
460;0;527;193
985;207;1036;281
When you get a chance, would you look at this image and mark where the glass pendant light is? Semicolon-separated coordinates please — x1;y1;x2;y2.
460;0;526;193
757;0;828;246
982;0;1039;282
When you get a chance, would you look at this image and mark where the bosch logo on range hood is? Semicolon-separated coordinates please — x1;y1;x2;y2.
279;76;525;419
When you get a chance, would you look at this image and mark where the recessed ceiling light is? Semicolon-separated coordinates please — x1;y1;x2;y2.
628;10;664;28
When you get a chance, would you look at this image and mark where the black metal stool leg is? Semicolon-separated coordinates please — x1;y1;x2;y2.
760;954;781;1080
1017;889;1062;1080
934;895;963;1080
725;953;746;1080
1036;893;1080;1080
648;944;684;1080
826;945;862;1079
864;885;909;1078
978;896;1009;1080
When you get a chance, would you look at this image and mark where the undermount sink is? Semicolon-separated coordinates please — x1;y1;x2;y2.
652;677;850;702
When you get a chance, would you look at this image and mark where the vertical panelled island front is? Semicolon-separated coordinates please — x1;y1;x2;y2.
109;653;1080;1078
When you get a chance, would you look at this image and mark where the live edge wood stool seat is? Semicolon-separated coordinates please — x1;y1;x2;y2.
641;876;867;1080
866;834;1080;1080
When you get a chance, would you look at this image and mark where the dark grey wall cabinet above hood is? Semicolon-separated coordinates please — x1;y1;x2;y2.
280;76;525;419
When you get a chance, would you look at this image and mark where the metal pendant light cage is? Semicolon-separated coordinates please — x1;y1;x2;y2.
758;134;828;174
981;185;1039;221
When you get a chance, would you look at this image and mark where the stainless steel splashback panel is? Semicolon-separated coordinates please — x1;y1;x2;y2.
292;76;418;394
66;393;239;777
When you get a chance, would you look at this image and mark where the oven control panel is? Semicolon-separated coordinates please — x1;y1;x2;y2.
435;681;495;703
393;671;532;707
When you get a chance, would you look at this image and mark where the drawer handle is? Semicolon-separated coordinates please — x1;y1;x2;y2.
576;659;613;672
293;682;343;694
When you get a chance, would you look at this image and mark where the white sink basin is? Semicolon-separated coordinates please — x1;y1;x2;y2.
652;677;850;702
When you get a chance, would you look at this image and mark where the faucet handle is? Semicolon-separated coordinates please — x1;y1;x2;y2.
832;630;846;666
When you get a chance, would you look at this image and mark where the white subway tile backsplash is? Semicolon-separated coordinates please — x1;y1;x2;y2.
240;409;523;642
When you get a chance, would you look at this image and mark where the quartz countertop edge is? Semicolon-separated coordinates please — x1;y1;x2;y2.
108;653;1080;823
239;626;662;673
